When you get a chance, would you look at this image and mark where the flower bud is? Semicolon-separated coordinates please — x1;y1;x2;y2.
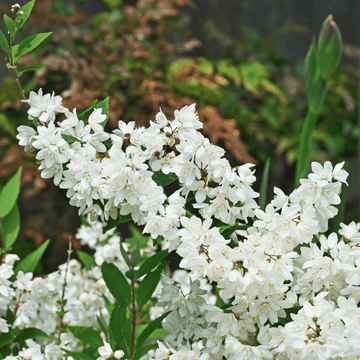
318;14;342;81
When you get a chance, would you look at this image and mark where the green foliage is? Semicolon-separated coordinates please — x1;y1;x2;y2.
133;250;168;280
136;267;162;307
0;167;22;218
101;262;132;306
109;304;131;358
1;203;20;251
13;239;50;278
135;311;170;348
77;251;97;270
68;326;104;349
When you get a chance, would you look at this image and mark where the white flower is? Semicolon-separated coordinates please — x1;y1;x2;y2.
16;125;37;151
21;88;66;123
88;108;107;133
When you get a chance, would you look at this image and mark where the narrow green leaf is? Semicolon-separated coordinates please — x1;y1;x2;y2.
13;239;50;277
79;100;99;122
101;262;131;306
14;32;52;63
77;251;96;271
136;269;161;307
0;331;16;348
133;243;141;267
120;240;131;268
109;304;131;357
304;37;322;113
219;224;248;239
0;167;22;217
136;311;170;347
134;250;168;280
97;313;108;337
127;226;148;249
0;29;10;58
14;327;51;342
1;203;20;250
3;15;16;36
17;64;45;77
15;0;36;31
62;349;94;360
259;157;271;210
133;343;158;360
68;326;103;349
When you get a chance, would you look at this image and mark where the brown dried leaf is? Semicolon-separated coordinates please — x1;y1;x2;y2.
200;105;258;164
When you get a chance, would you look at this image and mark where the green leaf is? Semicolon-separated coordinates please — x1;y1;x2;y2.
0;331;17;348
152;171;177;188
68;326;103;349
0;29;10;58
0;113;17;138
103;214;131;233
102;294;115;316
14;32;52;63
17;64;45;77
120;239;131;268
197;57;213;76
109;304;131;357
101;262;131;306
304;36;323;113
79;100;99;122
13;239;50;277
259;157;271;211
62;349;94;360
77;251;96;271
1;203;20;250
127;226;148;249
133;343;158;360
134;250;168;280
318;15;343;81
95;97;110;127
217;59;241;85
136;311;170;347
133;243;141;267
3;15;16;36
97;312;108;337
136;268;162;307
0;167;22;217
102;0;122;10
215;286;226;308
219;223;248;239
14;327;51;342
15;0;36;31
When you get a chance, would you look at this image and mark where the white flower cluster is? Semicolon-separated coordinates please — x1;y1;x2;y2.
17;89;259;233
16;88;360;359
0;222;169;360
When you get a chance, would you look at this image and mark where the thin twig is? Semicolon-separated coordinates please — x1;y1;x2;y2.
57;240;73;341
130;267;136;359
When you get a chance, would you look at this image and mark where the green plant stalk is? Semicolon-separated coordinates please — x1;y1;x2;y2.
332;181;347;234
358;65;360;219
259;157;271;210
295;85;329;188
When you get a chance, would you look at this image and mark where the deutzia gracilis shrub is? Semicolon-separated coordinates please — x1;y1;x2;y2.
8;86;360;360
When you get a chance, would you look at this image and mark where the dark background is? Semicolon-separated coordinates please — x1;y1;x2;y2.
1;0;359;273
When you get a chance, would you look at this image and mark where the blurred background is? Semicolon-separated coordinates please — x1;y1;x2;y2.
0;0;359;273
